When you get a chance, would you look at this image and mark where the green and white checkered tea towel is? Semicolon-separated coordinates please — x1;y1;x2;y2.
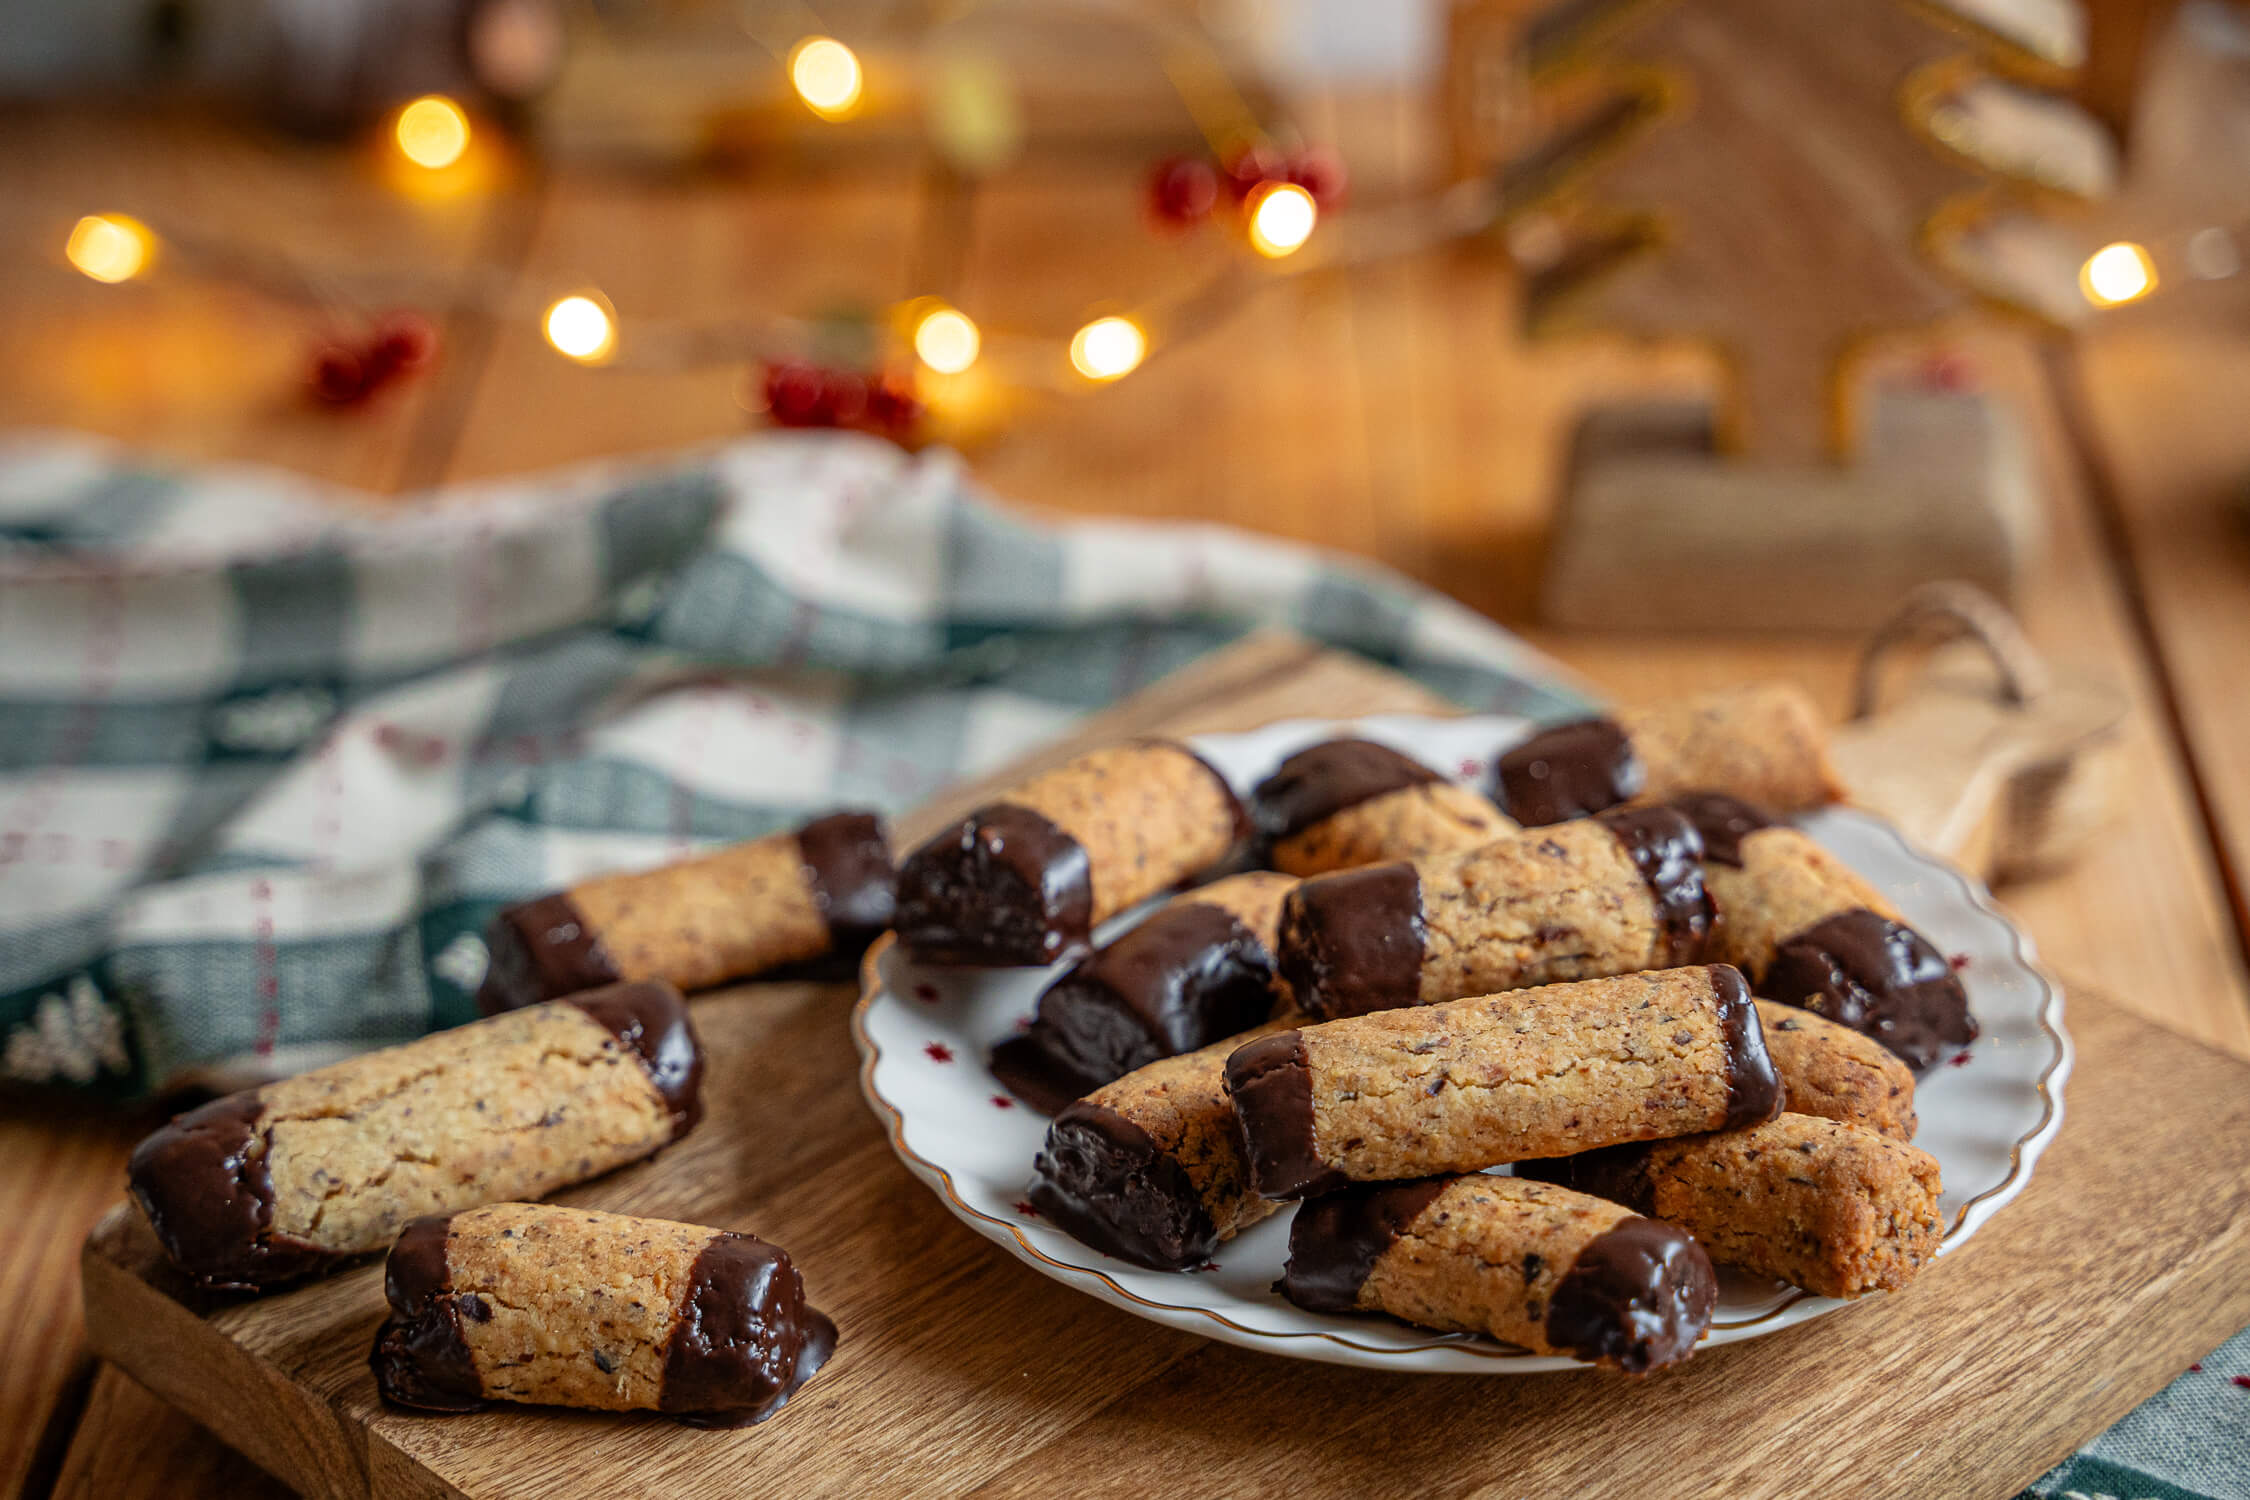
0;430;1583;1097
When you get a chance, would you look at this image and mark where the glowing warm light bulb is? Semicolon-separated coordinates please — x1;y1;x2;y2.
65;214;154;283
789;37;863;119
2080;241;2156;307
395;95;472;170
913;306;980;373
1070;316;1146;381
544;294;616;363
1246;181;1317;259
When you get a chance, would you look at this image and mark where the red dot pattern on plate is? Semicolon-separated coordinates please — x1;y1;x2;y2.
991;1095;1014;1110
1950;954;1971;971
1457;758;1483;778
914;983;939;1003
1949;1050;1974;1068
923;1042;954;1063
1014;1201;1039;1218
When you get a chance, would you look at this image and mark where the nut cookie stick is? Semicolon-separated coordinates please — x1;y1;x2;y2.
372;1203;835;1426
993;872;1298;1113
1755;999;1916;1141
479;811;895;1012
1520;1111;1944;1299
1672;793;1977;1071
1251;738;1513;878
1493;682;1843;827
1279;806;1712;1020
895;741;1247;966
1029;1018;1298;1270
1281;1175;1717;1374
129;981;702;1292
1226;966;1781;1199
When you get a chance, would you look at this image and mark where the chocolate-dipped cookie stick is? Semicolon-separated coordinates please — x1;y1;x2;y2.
895;741;1247;966
129;981;701;1292
372;1203;835;1425
1672;793;1976;1071
993;872;1297;1113
1029;1017;1298;1270
1252;739;1513;878
1226;965;1781;1199
478;811;894;1011
1493;682;1842;827
1279;807;1711;1021
1756;999;1916;1141
1521;1111;1944;1299
1280;1175;1717;1373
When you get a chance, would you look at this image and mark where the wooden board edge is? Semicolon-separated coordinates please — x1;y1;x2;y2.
81;1206;376;1500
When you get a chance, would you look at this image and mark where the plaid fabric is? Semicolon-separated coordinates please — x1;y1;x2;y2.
0;430;1584;1096
4;430;2242;1495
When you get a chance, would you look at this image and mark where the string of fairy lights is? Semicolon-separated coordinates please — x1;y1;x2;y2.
51;19;2241;435
48;19;1399;435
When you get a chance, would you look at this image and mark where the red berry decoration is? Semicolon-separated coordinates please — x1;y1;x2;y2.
371;310;440;373
864;370;923;440
821;367;870;428
759;362;923;445
1147;155;1220;227
764;362;830;426
1222;143;1286;202
307;310;441;407
310;345;368;404
1286;145;1349;210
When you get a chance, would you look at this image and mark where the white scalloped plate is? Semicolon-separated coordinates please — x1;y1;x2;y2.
852;714;2072;1372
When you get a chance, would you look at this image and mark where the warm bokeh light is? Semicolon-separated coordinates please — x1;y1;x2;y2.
544;294;616;362
913;306;980;373
395;95;472;170
1070;316;1146;381
1246;182;1318;258
789;37;864;119
65;214;154;283
2080;241;2156;307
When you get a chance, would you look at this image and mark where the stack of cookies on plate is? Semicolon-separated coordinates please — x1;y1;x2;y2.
890;685;1977;1375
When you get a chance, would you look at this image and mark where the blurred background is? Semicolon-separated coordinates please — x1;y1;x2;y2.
0;0;2240;629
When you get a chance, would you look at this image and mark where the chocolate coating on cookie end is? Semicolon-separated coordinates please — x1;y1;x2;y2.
127;1093;335;1292
1494;718;1643;827
1667;792;1774;868
1279;1177;1450;1314
995;903;1278;1113
1544;1216;1716;1374
1711;964;1785;1129
1761;908;1979;1072
1595;806;1713;966
476;892;624;1014
659;1232;838;1427
1029;1102;1222;1270
1252;739;1442;847
370;1214;485;1412
893;804;1095;966
1225;1030;1346;1199
566;981;705;1136
1277;862;1426;1020
796;811;896;950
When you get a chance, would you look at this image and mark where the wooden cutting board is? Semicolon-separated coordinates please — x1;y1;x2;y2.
78;633;2250;1500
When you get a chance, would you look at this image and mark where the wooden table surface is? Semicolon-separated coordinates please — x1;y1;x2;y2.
3;81;2248;1500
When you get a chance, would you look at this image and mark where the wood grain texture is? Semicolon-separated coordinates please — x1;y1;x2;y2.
76;938;2250;1497
1530;327;2250;1062
2066;328;2250;984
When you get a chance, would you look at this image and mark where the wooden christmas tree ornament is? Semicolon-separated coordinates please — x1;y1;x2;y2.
1451;0;2059;631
